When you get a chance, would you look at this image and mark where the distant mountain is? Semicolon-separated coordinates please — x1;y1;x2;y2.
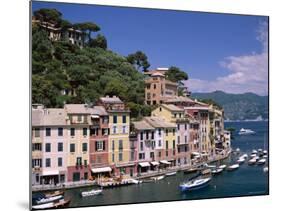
191;91;269;121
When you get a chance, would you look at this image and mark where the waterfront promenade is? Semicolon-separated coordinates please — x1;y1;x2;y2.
32;150;231;192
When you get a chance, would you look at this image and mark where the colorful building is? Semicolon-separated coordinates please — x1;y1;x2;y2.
64;104;91;182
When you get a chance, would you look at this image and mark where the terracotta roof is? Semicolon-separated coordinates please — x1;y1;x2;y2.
144;117;176;128
133;120;155;130
151;72;165;77
161;104;184;112
64;104;92;114
164;96;195;103
32;108;67;126
90;106;108;116
99;96;123;104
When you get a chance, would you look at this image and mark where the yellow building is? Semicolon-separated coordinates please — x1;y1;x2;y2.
98;96;134;176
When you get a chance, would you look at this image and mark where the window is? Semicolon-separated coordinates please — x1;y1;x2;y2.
166;129;168;136
158;140;161;147
78;115;82;122
174;113;177;118
84;160;88;167
154;84;156;89
112;140;115;150
173;140;176;149
158;151;161;157
113;126;117;134
58;157;62;167
70;128;75;136
45;158;51;167
146;131;149;139
150;152;155;159
83;128;87;136
112;153;115;162
113;115;117;124
139;153;145;159
177;124;180;130
70;143;75;153
82;143;88;152
140;132;143;140
46;128;51;136
173;129;175;135
73;172;80;182
58;128;63;136
185;136;187;143
32;159;42;168
96;141;105;151
45;143;51;152
166;150;169;156
32;143;42;151
34;128;40;137
84;172;88;180
179;113;182;118
119;153;123;161
158;129;161;135
159;107;162;112
140;142;144;151
130;151;135;161
76;157;82;166
122;126;126;134
185;124;187;130
119;140;123;151
122;115;126;123
177;136;180;144
151;131;154;139
166;141;168;149
58;142;63;152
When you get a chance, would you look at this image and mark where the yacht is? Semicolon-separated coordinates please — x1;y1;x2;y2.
238;128;255;135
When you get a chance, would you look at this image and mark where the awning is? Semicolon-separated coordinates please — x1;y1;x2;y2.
192;152;200;156
91;115;99;118
91;167;112;173
160;160;171;165
42;170;59;176
150;161;160;166
138;162;150;167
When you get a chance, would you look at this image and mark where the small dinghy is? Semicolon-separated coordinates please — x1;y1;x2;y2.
81;189;103;197
179;177;211;191
152;175;165;181
257;158;266;165
227;164;239;171
165;171;177;176
33;193;64;205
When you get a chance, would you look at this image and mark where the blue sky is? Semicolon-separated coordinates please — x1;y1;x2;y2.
32;1;268;95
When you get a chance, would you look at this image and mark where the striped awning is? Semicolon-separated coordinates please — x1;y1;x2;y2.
160;160;171;165
42;170;59;176
138;162;150;167
91;167;112;173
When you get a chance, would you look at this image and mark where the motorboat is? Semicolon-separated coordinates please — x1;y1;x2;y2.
32;199;70;210
242;154;248;159
263;150;268;155
227;164;239;171
165;171;177;176
257;158;266;165
81;189;103;197
129;179;142;184
250;153;257;158
248;158;258;165
218;164;227;170
201;168;212;175
237;157;246;164
263;166;269;173
238;128;255;135
252;149;258;154
179;177;211;191
263;155;268;158
32;193;64;205
183;167;199;174
211;168;223;175
235;148;240;153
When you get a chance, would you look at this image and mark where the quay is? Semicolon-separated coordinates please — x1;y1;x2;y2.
32;150;231;192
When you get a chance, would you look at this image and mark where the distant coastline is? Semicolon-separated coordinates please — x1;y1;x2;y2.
224;119;269;123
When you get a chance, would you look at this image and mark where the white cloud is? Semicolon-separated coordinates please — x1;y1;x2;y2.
187;21;268;96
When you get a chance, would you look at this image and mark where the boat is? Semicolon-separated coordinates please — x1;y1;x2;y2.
179;177;211;191
238;128;255;135
183;167;199;174
32;193;64;205
263;150;268;155
211;168;223;175
250;153;257;158
263;155;268;158
32;199;70;210
257;158;266;165
248;158;258;165
258;148;263;152
235;148;240;153
227;164;239;171
81;189;103;197
165;171;177;176
45;191;64;198
252;149;258;154
152;175;165;181
218;164;227;170
201;168;212;175
263;166;269;173
129;179;142;184
237;157;245;164
242;154;248;159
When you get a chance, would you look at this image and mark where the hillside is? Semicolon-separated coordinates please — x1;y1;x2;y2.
192;91;268;121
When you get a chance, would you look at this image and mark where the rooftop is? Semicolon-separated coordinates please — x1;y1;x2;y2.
144;116;176;128
161;104;184;112
99;96;123;104
164;96;195;103
132;120;155;130
64;104;92;114
32;108;67;126
90;106;108;116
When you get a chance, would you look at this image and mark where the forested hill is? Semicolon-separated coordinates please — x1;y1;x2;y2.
32;8;188;119
192;91;268;121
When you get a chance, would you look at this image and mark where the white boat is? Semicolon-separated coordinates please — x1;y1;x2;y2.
211;168;223;174
235;148;240;153
263;155;268;158
242;154;248;158
252;149;258;154
250;153;257;158
248;158;257;165
165;171;177;176
35;195;64;205
81;189;103;197
238;128;255;135
263;167;269;172
218;164;227;170
263;150;268;155
237;157;245;164
257;158;266;165
32;199;70;209
153;175;165;181
227;164;239;171
179;177;211;191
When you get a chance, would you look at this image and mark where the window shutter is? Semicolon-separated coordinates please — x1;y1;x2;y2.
103;141;105;150
95;142;98;151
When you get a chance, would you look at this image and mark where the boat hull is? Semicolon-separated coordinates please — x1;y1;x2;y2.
179;179;211;192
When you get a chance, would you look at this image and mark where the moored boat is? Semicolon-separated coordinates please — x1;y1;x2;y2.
32;199;70;210
81;189;103;197
183;167;199;174
165;171;177;176
179;177;211;191
238;128;255;135
237;157;245;164
227;164;239;171
152;175;165;181
248;157;258;165
257;158;266;165
263;166;269;172
32;193;64;205
218;164;227;170
211;168;223;175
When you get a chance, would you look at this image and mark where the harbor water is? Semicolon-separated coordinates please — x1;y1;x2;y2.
65;121;269;208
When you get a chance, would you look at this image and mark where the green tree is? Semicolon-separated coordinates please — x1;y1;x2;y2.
127;51;150;72
34;8;62;25
89;34;107;49
73;22;100;43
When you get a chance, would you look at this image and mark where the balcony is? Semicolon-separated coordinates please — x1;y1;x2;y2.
32;137;42;143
